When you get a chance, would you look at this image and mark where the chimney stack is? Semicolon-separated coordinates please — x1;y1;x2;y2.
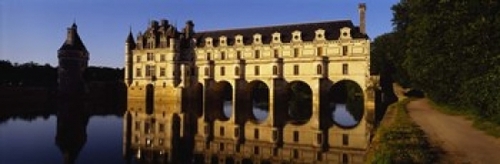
358;3;366;34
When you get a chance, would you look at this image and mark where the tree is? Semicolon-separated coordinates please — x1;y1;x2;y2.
389;0;500;119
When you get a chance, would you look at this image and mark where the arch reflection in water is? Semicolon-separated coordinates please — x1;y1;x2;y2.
332;104;358;127
123;100;367;163
326;80;365;128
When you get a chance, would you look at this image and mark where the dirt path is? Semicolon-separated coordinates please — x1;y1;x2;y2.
407;98;500;164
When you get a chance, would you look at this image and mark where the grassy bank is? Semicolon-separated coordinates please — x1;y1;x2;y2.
428;100;500;138
366;99;436;163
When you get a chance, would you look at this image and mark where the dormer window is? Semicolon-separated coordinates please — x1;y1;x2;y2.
220;36;227;46
253;34;262;44
339;27;352;40
292;31;302;42
272;32;281;43
235;35;243;45
315;29;326;41
205;37;213;47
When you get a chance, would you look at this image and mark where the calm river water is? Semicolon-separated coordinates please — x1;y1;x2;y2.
0;101;358;163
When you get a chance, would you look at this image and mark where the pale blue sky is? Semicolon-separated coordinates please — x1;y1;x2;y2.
0;0;399;68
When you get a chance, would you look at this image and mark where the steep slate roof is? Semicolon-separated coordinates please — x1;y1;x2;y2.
126;31;135;44
59;23;89;53
194;20;368;47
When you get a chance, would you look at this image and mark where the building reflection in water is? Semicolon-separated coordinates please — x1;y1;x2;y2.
55;99;89;164
123;99;367;164
123;99;185;163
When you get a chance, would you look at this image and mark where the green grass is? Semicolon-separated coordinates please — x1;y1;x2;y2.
428;100;500;138
366;99;436;164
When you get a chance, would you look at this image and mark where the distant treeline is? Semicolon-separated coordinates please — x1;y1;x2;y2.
0;60;123;87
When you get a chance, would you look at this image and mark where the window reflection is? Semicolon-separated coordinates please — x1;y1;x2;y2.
123;99;368;163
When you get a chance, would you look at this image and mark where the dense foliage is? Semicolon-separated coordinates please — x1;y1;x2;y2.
288;82;313;121
371;0;500;122
0;60;57;87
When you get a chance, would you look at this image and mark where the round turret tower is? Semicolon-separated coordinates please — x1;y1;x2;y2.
125;29;136;86
57;22;89;97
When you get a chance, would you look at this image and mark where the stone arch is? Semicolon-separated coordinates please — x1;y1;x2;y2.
326;79;364;129
211;80;233;121
285;80;313;125
246;80;270;123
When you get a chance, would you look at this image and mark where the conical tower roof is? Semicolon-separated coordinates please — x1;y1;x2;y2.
59;23;88;53
126;29;135;44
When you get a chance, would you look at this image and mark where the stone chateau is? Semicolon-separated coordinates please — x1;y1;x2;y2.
124;3;377;163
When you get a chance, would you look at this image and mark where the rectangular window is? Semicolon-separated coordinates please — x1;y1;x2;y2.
293;48;299;57
159;123;165;132
160;54;165;61
146;65;155;77
220;126;225;136
255;50;260;59
342;134;349;146
207;53;211;60
273;66;278;75
255;66;260;75
135;121;140;131
342;154;349;164
236;51;241;59
342;46;348;56
146;53;155;61
254;128;259;139
220;66;225;76
220;143;224;151
160;67;165;77
274;49;279;58
136;55;141;63
144;122;150;133
159;138;164;145
317;47;323;56
317;65;323;75
293;65;299;75
342;63;348;75
293;131;299;142
136;68;142;77
317;152;323;161
293;149;299;159
254;146;259;155
221;52;226;60
235;66;240;76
